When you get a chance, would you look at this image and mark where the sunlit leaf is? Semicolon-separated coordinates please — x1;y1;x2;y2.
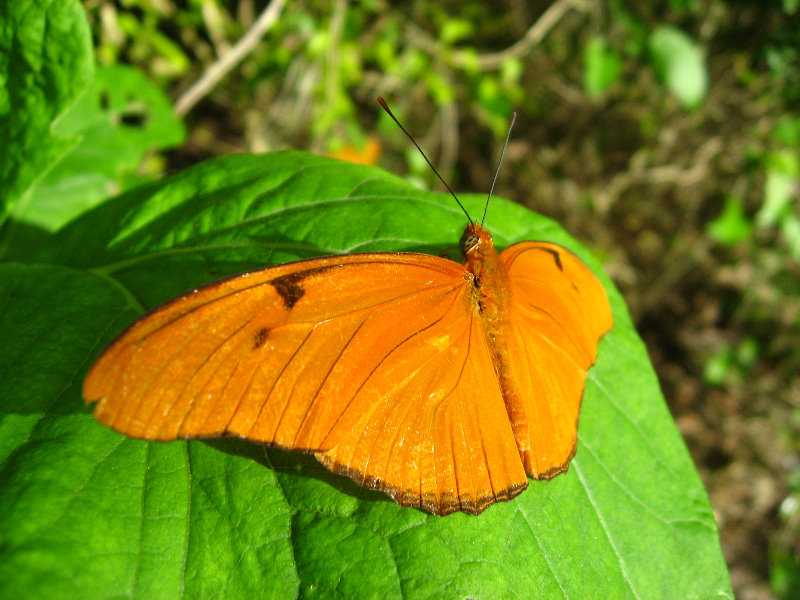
707;196;753;246
584;37;623;98
648;26;708;109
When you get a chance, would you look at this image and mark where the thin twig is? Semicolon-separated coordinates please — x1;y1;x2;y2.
596;137;723;213
324;0;347;142
468;0;586;69
174;0;287;117
408;0;585;71
439;100;459;191
201;1;231;56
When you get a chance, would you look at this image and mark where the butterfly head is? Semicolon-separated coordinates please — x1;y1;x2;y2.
460;224;494;257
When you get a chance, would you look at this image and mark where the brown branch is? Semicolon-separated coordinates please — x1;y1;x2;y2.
174;0;288;117
408;0;586;70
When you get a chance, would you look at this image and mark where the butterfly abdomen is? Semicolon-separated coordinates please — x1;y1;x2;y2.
461;225;535;472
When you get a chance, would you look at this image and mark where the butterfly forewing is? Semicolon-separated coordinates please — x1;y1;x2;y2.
84;251;530;514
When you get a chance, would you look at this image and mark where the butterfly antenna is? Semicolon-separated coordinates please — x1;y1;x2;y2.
482;111;517;227
377;97;473;226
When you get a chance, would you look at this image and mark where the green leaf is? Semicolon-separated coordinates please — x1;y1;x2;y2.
756;149;800;258
771;545;800;599
706;195;753;246
773;116;800;146
757;150;800;229
0;0;93;226
584;37;623;98
12;64;185;232
703;344;734;386
780;213;800;259
440;18;474;44
1;152;733;599
477;76;512;122
648;26;708;109
703;338;758;386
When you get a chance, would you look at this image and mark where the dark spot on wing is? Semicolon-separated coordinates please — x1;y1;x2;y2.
253;328;269;349
269;266;336;309
537;246;563;271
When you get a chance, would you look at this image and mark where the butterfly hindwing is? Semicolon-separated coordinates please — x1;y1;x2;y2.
499;241;613;478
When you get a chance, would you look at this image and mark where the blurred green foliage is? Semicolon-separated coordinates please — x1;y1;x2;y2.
647;26;708;109
583;37;622;99
703;337;759;386
707;196;753;246
771;465;800;600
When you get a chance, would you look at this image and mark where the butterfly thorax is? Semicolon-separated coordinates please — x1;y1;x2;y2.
461;224;511;334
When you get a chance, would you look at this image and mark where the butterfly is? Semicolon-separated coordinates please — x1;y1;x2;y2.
83;99;613;515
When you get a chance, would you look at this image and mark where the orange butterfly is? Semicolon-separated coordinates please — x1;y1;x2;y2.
83;101;612;515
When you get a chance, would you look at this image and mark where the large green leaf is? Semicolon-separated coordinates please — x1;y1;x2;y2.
15;64;186;232
1;151;732;599
0;0;93;224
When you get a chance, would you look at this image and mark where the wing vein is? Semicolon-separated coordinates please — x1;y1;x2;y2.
170;314;262;436
111;313;222;432
518;302;591;367
320;285;465;440
250;327;315;439
292;316;370;447
220;351;268;434
515;319;564;461
127;257;458;344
